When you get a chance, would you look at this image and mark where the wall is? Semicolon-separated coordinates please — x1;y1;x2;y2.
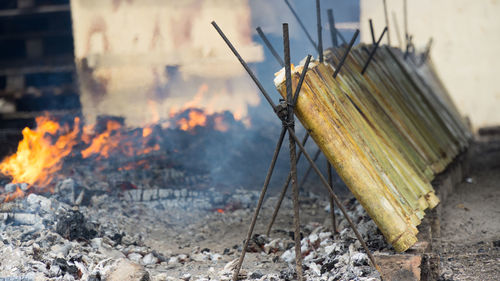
361;0;500;129
70;0;263;126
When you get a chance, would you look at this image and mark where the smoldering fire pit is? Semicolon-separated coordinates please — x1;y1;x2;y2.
0;112;386;280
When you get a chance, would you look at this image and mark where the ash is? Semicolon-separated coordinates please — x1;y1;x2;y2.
0;177;387;281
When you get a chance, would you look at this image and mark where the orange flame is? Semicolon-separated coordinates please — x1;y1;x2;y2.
81;120;123;159
0;116;80;188
81;120;160;159
176;110;207;131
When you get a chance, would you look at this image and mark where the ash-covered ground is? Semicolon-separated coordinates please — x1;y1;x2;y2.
0;180;385;281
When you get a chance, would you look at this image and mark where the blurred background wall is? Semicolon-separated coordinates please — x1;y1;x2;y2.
361;0;500;130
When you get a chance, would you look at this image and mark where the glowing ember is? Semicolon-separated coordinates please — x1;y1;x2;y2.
0;116;80;188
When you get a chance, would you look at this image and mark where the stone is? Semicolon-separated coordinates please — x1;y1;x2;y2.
105;258;150;281
142;253;158;265
375;254;422;281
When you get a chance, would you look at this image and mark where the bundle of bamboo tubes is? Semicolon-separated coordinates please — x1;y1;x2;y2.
274;46;471;252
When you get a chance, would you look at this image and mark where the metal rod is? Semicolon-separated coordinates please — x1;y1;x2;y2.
297;148;321;190
256;26;285;67
266;131;310;236
361;27;387;75
292;55;312;106
382;0;391;45
420;37;433;65
264;54;310;237
404;0;408;46
392;11;403;49
232;127;287;281
327;161;338;233
333;29;359;79
216;18;381;278
327;9;338;47
369;19;376;45
316;0;323;62
212;21;277;111
286;127;382;277
283;0;319;52
337;29;348;45
283;23;304;281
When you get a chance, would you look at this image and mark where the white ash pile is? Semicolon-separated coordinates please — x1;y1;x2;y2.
0;176;389;281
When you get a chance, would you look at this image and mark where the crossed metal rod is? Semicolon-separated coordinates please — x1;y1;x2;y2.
256;23;339;236
212;20;382;280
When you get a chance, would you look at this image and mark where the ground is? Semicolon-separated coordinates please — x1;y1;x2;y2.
436;139;500;281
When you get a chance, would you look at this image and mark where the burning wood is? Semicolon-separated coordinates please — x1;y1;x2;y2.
274;47;471;252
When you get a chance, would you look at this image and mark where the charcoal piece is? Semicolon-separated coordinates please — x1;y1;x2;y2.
321;257;338;274
55;210;97;241
53;258;79;278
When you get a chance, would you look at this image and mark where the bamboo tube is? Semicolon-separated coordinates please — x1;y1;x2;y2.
273;44;467;251
275;62;419;251
312;64;433;215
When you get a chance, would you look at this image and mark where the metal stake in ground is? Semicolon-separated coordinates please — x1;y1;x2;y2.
284;0;319;52
369;19;376;44
213;21;381;279
231;127;287;281
382;0;391;45
392;11;403;49
362;27;388;75
333;30;359;79
256;27;285;67
327;9;338;47
211;21;277;111
316;0;323;62
283;23;304;281
327;160;338;233
286;128;383;278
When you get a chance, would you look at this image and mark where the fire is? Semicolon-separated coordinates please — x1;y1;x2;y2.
0;116;80;188
81;120;160;159
81;120;123;159
176;110;207;131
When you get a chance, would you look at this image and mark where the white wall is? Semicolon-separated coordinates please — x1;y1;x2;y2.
361;0;500;129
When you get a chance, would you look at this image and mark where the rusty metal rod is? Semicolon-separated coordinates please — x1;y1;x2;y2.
256;26;285;67
362;27;387;75
392;11;403;49
337;29;348;45
231;126;287;281
216;20;380;278
297;148;322;190
327;161;338;233
286;127;382;277
327;9;338;47
265;132;312;236
292;55;312;106
211;21;277;111
382;0;391;45
284;23;304;281
316;0;323;62
369;19;376;44
333;29;359;79
284;0;319;52
420;37;433;65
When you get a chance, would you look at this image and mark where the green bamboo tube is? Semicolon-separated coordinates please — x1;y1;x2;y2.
328;48;445;173
325;50;434;182
275;63;419;251
350;50;452;173
307;64;426;222
312;64;435;214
